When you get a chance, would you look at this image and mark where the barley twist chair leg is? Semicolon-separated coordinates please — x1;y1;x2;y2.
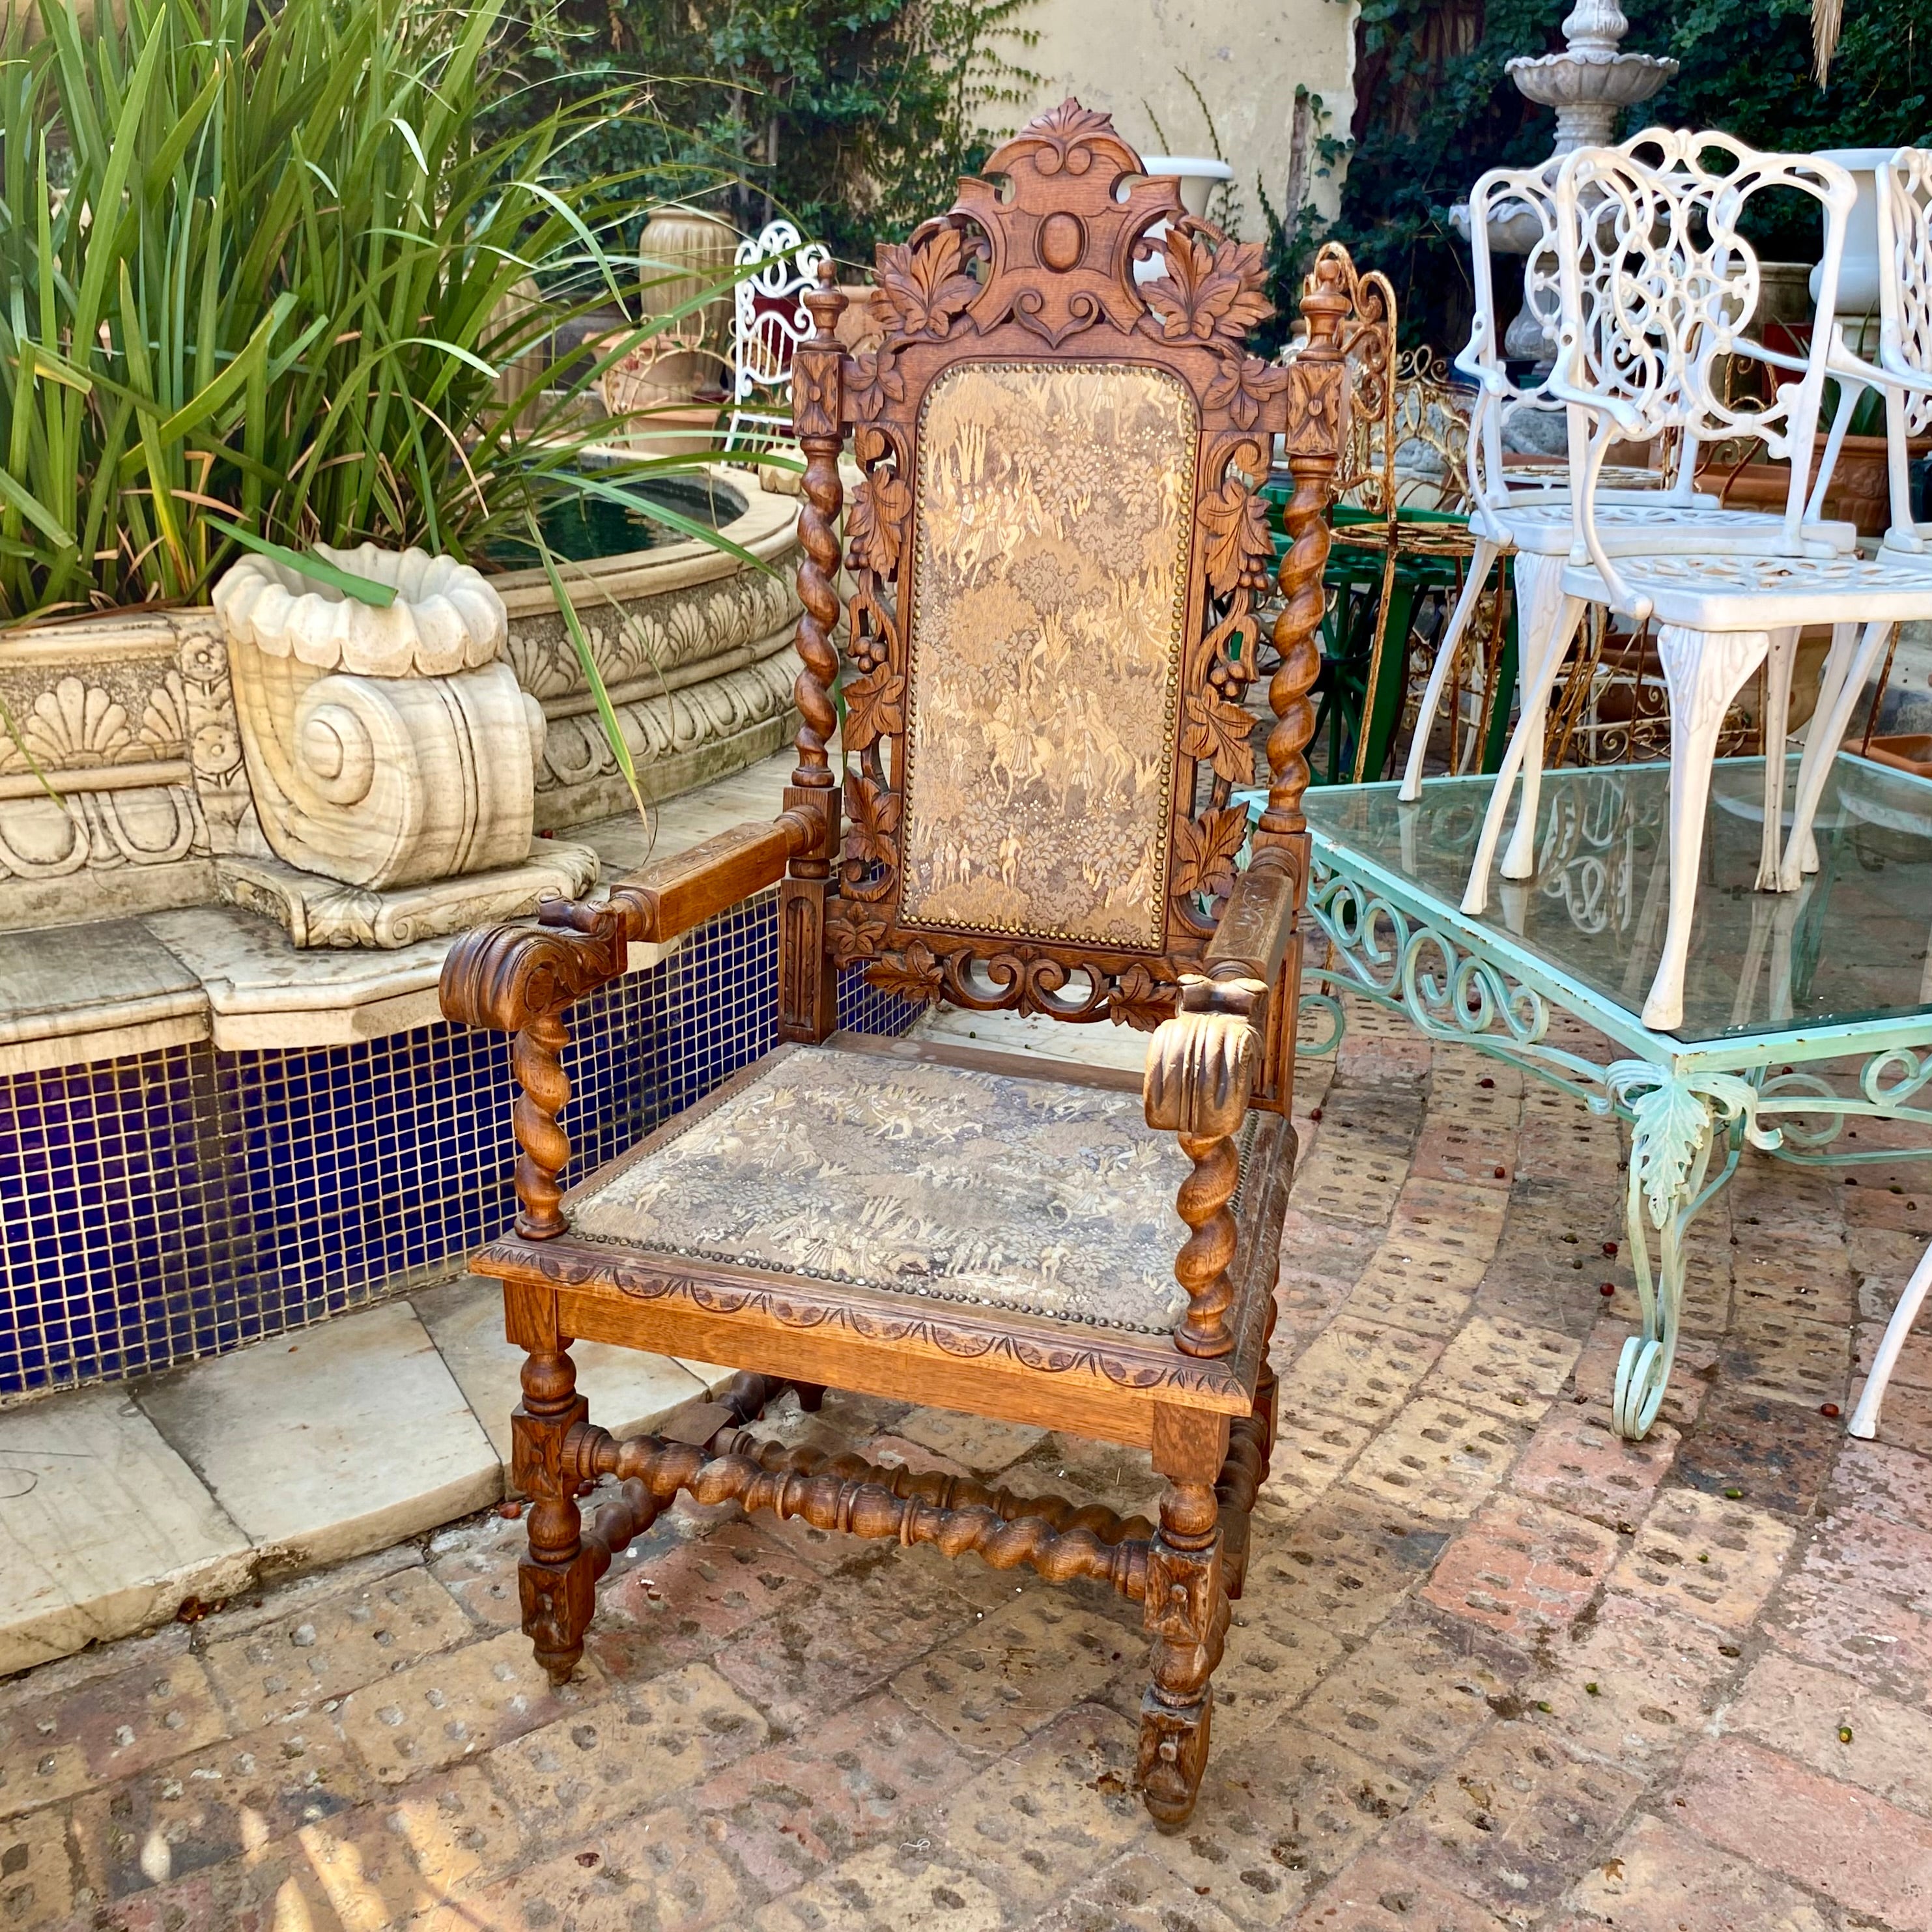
512;1339;599;1684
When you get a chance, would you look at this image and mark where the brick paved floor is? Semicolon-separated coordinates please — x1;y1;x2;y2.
7;1001;1931;1931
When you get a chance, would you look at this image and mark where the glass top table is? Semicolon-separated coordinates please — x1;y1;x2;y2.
1294;752;1932;1440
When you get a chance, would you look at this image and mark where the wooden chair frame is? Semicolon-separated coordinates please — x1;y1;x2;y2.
440;100;1352;1830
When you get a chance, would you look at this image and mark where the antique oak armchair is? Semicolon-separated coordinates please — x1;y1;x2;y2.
439;100;1352;1830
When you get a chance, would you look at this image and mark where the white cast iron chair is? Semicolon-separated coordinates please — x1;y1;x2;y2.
1800;146;1932;1446
1439;137;1870;933
1777;143;1932;899
722;219;832;451
1550;133;1932;1032
1401;156;1647;804
1400;150;1860;823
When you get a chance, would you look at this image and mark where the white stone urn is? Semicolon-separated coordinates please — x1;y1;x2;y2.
1134;156;1238;286
1810;147;1897;324
213;545;595;946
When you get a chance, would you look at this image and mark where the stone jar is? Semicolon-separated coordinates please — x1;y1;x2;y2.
212;545;545;890
636;205;738;399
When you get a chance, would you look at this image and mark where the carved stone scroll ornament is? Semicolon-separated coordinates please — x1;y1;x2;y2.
213;545;598;946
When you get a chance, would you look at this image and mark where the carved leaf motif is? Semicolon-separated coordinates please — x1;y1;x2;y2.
1031;98;1118;147
1199;479;1274;597
1282;362;1346;461
826;898;890;965
1171;806;1249;903
1181;689;1257;788
847;465;911;576
847;347;905;420
875;226;978;340
840;666;905;750
1204;349;1290;432
868;942;944;1004
1111;962;1178;1032
790;356;839;440
1141;229;1272;345
842;771;902;866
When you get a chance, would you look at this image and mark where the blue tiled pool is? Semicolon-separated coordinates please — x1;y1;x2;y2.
0;890;915;1396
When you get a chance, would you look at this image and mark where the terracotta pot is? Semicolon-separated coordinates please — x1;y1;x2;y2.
1863;733;1932;778
636;206;737;398
488;276;547;434
1708;433;1932;540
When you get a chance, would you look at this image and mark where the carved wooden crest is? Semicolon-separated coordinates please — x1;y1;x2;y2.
785;99;1354;1035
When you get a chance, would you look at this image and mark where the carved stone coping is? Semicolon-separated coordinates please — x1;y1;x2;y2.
0;745;795;1072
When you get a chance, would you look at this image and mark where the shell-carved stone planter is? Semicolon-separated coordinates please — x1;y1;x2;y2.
212;546;597;947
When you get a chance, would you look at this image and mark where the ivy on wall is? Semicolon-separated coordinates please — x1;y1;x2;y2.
487;0;1037;266
1298;0;1930;350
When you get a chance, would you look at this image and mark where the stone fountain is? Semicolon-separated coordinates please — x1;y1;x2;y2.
1505;0;1677;164
1453;0;1676;374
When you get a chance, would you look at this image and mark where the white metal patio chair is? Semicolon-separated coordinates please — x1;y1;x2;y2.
1399;151;1860;817
1839;143;1932;1427
722;218;832;450
1431;139;1869;935
1547;133;1932;1032
1775;144;1932;897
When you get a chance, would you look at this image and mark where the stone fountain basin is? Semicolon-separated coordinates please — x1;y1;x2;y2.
489;462;804;829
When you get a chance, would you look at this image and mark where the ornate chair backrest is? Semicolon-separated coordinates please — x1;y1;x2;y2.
1552;129;1857;606
730;218;832;407
1458;156;1571;511
778;101;1353;1060
1328;263;1398;524
1387;347;1474;515
1873;147;1932;543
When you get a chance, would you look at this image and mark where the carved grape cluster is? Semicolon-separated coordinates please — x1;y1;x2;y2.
849;626;890;678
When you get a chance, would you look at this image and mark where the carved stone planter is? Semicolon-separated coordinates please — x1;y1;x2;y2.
212;545;596;947
0;608;242;932
0;471;797;940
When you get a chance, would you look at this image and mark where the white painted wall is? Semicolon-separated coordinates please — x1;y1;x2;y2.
996;0;1359;239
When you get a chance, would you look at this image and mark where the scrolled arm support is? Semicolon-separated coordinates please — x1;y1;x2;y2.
1145;982;1263;1359
438;812;819;1238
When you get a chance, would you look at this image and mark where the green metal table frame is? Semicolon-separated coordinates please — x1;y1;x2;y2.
1290;757;1932;1440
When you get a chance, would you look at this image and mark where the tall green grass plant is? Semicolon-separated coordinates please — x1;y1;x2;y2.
0;0;752;622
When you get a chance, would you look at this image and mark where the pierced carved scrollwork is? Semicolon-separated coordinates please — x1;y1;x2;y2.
1322;253;1399;517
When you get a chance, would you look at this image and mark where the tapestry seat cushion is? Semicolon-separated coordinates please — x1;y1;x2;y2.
565;1043;1229;1336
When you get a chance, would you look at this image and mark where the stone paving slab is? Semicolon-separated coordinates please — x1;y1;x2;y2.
0;1390;253;1677
0;1291;730;1679
3;995;1932;1929
135;1301;503;1574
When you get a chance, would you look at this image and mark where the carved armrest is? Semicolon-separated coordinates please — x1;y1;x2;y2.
1144;976;1266;1361
607;814;817;950
440;808;823;1241
439;812;817;1034
1202;865;1294;990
